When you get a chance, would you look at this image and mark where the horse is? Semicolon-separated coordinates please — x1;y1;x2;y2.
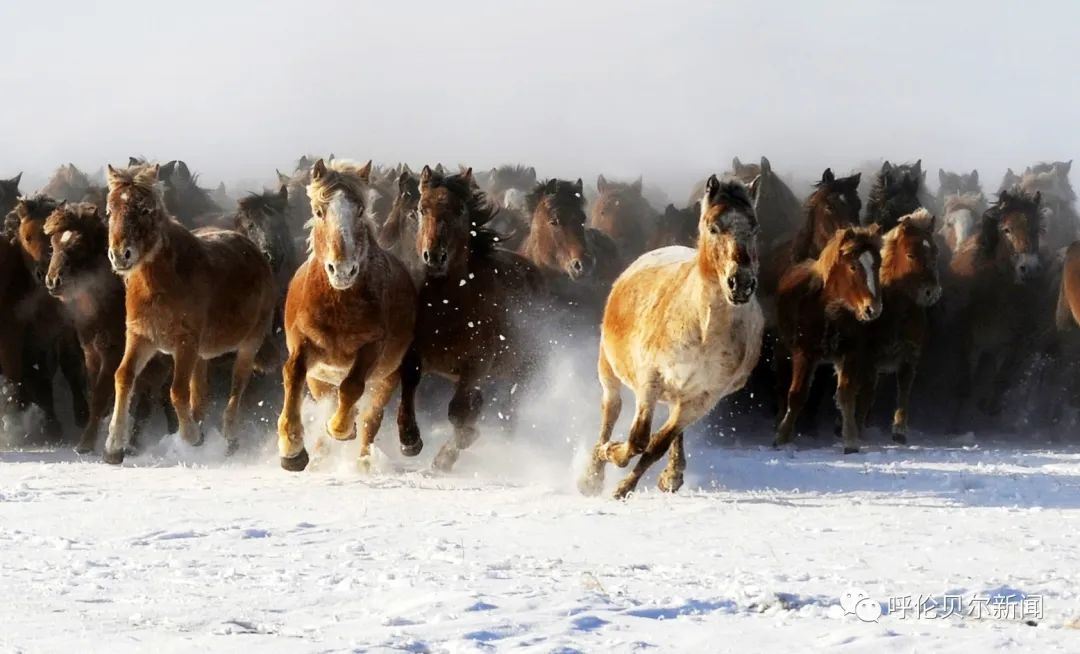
589;175;656;260
937;168;982;207
396;166;545;472
41;163;100;203
158;160;223;227
234;186;300;330
734;156;803;250
946;188;1045;426
101;163;277;464
940;192;987;256
10;195;90;439
276;165;313;236
647;203;699;250
0;172;22;214
864;161;928;232
1017;163;1077;254
276;158;417;471
773;225;883;454
41;202;175;453
578;175;763;499
377;168;426;283
858;209;942;444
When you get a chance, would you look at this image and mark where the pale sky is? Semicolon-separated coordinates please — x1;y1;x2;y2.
5;1;1077;198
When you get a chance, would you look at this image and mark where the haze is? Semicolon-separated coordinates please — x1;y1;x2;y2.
5;0;1077;198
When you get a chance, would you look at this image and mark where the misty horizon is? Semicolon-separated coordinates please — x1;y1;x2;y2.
6;1;1077;201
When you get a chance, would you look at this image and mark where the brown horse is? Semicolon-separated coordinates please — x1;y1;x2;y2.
234;186;300;330
396;166;544;472
158;160;223;227
41;163;100;204
858;209;942;443
579;175;763;499
589;175;656;260
377;168;426;284
102;163;276;464
774;226;883;453
42;202;175;453
276;159;417;471
947;188;1044;424
1017;163;1077;254
864;161;928;232
646;203;698;250
937;168;982;208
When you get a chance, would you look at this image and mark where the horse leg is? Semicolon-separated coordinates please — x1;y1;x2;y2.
190;358;209;424
433;374;484;473
836;360;863;455
774;351;814;446
0;326;25;407
59;336;89;429
614;397;707;500
395;347;423;457
326;343;377;442
104;335;156;464
892;361;916;444
578;349;622;496
278;343;309;470
356;372;398;471
601;374;658;468
856;372;878;432
75;350;109;454
657;432;686;493
221;346;257;456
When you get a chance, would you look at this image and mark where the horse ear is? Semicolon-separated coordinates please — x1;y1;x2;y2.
631;177;642;194
312;158;328;181
703;174;720;203
866;223;882;238
460;167;474;186
732;157;742;170
148;163;161;182
1059;160;1073;176
664;204;678;217
397;171;410;192
938;168;947;185
401;163;413;176
11;172;21;187
597;175;608;193
420;165;433;186
838;226;855;242
127;156;140;167
970;169;979;184
527;167;537;182
544;178;557;194
574;178;584;195
355;160;373;181
822;168;835;185
759;156;771;174
176;161;191;181
276;169;289;185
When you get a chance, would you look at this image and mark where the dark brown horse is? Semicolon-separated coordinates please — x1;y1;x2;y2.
42;202;175;453
276;159;417;471
589;175;656;260
937;168;982;208
646;203;699;250
397;166;544;472
377;168;426;284
102;163;276;463
774;226;883;453
857;209;942;444
11;195;90;439
864;161;927;232
234;186;300;330
947;188;1045;425
159;160;223;227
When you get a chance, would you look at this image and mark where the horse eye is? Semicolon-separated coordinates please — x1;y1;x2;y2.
549;219;559;226
1002;227;1011;234
907;253;916;260
140;207;153;216
709;224;720;235
314;208;324;218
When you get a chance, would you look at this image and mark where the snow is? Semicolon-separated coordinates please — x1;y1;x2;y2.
3;432;1080;652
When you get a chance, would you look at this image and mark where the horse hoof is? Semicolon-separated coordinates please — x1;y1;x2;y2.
612;480;637;500
357;456;372;474
74;440;96;455
843;446;860;455
280;449;309;472
577;470;605;497
432;448;459;473
771;437;792;449
326;422;356;442
102;449;125;465
400;438;423;457
657;472;683;494
224;439;240;457
892;433;908;445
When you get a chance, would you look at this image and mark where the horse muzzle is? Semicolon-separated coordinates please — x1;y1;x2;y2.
1014;254;1041;283
566;255;594;280
858;299;882;322
108;246;136;273
918;284;943;307
726;271;757;305
325;261;360;290
422;248;450;276
44;272;63;296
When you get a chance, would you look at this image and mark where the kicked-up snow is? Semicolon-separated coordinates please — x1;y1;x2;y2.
2;423;1080;652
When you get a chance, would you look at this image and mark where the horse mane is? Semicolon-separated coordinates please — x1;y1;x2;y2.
304;159;376;253
524;179;583;215
944;192;983;215
43;202;104;240
15;193;61;222
881;208;934;279
1019;168;1076;204
238;189;287;217
491;164;536;188
976;188;1042;260
425;169;503;256
813;226;882;285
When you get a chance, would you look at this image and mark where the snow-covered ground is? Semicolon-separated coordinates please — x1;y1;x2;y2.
3;420;1080;653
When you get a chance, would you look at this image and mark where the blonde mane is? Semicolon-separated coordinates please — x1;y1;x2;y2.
43;202;102;237
944;192;983;215
105;163;168;212
881;208;934;284
303;159;374;254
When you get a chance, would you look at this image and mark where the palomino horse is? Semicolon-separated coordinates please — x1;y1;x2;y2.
947;188;1045;425
518;178;622;317
774;225;883;453
276;159;417;471
12;195;90;438
42;202;175;453
589;175;656;260
396;166;544;472
858;209;942;443
580;176;763;499
864;161;927;232
102;163;276;463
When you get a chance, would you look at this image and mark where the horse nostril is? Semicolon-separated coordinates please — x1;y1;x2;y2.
349;264;358;277
727;277;737;290
571;259;584;272
123;248;132;262
327;262;336;275
422;250;431;264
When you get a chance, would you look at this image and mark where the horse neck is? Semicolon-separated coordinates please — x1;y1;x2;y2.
519;219;558;269
692;239;730;310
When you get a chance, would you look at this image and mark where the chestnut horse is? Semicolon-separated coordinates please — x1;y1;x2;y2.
947;188;1044;425
774;226;883;453
518;178;622;317
396;166;544;472
857;209;942;444
42;202;175;453
579;175;763;499
589;175;656;260
277;159;417;471
102;163;276;463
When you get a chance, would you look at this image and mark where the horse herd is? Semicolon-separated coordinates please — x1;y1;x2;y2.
2;154;1079;498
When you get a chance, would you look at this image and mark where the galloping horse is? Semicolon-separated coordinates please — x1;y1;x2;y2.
589;175;656;261
774;226;883;453
579;175;763;499
102;163;276;463
396;166;544;472
276;159;417;471
864;161;926;232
